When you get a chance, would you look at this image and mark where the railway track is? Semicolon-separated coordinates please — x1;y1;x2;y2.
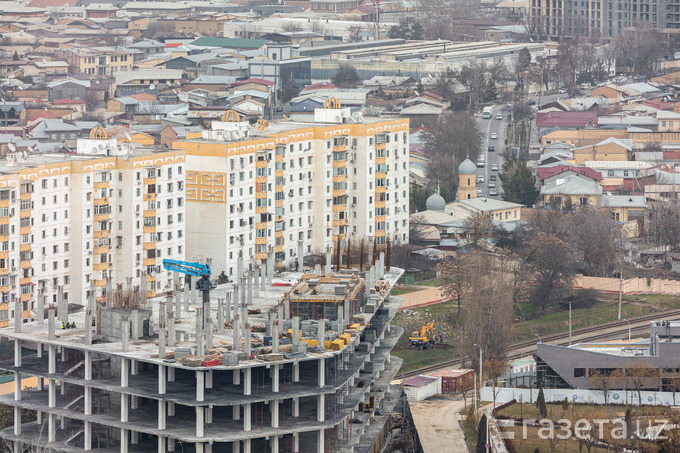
397;309;680;380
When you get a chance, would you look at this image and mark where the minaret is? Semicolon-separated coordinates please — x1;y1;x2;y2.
457;155;477;200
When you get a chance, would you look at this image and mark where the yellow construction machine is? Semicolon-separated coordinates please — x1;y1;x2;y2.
408;322;437;350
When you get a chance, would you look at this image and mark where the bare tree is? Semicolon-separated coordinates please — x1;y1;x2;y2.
310;20;328;36
282;22;302;33
524;232;575;310
646;201;680;252
570;206;624;277
347;25;364;43
625;361;660;405
587;368;623;405
463;212;494;248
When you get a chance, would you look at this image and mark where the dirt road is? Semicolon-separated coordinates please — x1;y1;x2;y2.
410;394;470;453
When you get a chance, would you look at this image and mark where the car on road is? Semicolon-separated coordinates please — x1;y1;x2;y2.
527;100;536;106
489;189;499;196
491;163;499;171
490;132;498;140
477;188;484;196
477;159;485;168
489;174;497;181
488;146;495;152
496;113;503;120
477;175;484;183
558;88;567;94
488;181;496;188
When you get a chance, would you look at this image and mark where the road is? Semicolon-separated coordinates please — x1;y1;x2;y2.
475;105;507;198
410;394;470;453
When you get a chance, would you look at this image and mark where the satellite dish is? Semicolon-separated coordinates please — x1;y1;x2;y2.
149;84;156;90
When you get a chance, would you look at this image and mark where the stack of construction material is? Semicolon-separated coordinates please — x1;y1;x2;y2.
179;355;203;367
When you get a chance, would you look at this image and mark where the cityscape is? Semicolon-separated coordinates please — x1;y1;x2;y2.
0;0;680;452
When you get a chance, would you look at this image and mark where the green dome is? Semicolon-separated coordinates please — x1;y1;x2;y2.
458;158;476;175
425;192;446;211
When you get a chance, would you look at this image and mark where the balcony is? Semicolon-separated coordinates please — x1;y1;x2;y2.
93;181;109;190
93;230;109;239
93;262;109;271
19;260;31;269
142;242;156;250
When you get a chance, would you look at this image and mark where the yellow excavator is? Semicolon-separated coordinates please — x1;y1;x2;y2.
409;322;437;350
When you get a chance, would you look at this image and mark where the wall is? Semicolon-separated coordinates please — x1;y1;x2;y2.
481;386;680;406
575;275;680;295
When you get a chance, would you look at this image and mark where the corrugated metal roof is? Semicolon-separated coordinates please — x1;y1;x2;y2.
190;37;268;50
403;375;438;387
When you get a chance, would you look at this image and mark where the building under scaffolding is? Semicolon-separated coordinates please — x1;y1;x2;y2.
0;250;404;453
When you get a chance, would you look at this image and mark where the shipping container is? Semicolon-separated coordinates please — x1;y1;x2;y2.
429;369;475;394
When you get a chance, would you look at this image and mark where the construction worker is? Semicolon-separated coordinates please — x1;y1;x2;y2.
92;318;96;327
71;322;76;328
60;322;65;329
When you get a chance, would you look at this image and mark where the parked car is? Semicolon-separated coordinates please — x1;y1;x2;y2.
489;174;497;181
488;181;496;188
477;175;484;183
491;163;499;171
489;188;499;196
490;133;498;140
558;88;567;94
488;146;495;152
477;188;484;196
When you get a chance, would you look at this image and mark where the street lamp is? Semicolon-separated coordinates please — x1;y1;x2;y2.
616;269;623;320
474;343;483;414
623;319;631;342
535;334;542;343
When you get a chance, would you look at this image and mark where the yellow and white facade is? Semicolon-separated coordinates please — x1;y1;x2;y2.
0;111;410;327
174;109;410;277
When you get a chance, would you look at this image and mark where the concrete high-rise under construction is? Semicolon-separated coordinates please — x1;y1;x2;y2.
0;251;404;452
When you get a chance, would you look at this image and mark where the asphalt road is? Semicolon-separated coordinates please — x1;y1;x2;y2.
475;105;507;198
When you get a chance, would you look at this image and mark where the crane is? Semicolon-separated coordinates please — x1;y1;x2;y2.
162;259;216;327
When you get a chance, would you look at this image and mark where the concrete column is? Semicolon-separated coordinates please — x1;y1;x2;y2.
120;428;128;453
317;319;324;351
168;366;175;382
159;364;166;395
131;430;138;444
48;413;55;443
293;432;299;452
260;262;266;291
317;429;324;453
293;397;299;417
244;439;252;453
48;308;55;340
243;403;251;431
131;395;138;410
196;370;205;402
271;398;279;428
85;311;92;345
254;267;260;298
225;293;232;323
173;272;180;318
158;400;166;430
48;380;55;408
192;278;197;306
196;407;204;437
168;312;175;347
37;291;44;325
121;394;129;422
158;327;166;359
84;350;92;380
157;436;166;453
121;358;128;388
168;401;175;416
233;369;240;385
131;359;138;375
319;358;325;387
278;303;284;324
317;394;325;422
84;420;92;451
237;251;244;281
233;441;240;453
241;293;247;335
244;327;251;357
131;309;139;340
217;299;224;334
206;406;213;424
183;277;189;312
13;372;20;401
294;361;300;382
206;370;213;389
57;287;64;323
272;364;279;393
271;435;279;453
272;318;279;353
233;312;240;350
325;247;331;274
314;264;321;275
13;339;20;367
240;277;246;307
84;386;91;415
13;406;20;437
122;316;129;352
292;316;299;345
267;246;274;285
244;367;251;395
246;269;253;305
206;318;213;350
233;403;240;420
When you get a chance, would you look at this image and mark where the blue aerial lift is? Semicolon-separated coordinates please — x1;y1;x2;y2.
162;259;216;327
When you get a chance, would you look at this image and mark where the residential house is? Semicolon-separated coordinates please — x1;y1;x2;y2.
599;193;646;227
28;118;83;142
0;102;23;127
572;137;633;164
160;125;202;148
540;173;603;208
535;111;598;133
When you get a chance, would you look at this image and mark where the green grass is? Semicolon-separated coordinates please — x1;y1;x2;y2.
390;286;422;296
496;403;671;420
393;293;680;374
416;279;440;287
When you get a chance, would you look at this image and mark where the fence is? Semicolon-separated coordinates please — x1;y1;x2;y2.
481;386;680;406
575;275;680;295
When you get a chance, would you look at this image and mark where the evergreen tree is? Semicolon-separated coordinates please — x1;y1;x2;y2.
12;51;19;61
625;408;633;439
499;155;540;207
217;270;230;284
476;413;488;453
536;383;547;418
409;22;424;40
409;184;432;212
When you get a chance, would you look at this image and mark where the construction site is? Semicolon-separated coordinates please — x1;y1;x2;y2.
0;248;405;453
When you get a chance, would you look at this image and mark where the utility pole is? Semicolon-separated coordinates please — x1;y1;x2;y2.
618;270;623;320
